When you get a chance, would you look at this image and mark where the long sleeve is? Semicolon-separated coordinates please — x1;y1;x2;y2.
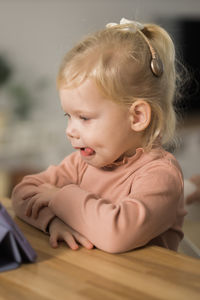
11;152;87;232
48;161;185;253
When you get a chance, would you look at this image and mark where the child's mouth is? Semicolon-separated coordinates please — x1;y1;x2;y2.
80;147;95;156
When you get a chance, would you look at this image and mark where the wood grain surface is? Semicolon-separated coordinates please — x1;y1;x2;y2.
0;198;200;300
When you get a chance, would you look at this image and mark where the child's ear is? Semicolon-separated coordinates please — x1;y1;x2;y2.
129;100;151;132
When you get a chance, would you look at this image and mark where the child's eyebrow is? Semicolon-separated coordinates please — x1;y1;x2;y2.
69;108;94;115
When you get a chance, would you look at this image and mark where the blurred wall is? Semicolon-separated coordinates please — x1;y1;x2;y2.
1;0;200;118
0;0;200;170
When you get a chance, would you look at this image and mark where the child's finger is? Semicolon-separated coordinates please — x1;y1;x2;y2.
32;200;48;219
32;202;41;219
22;190;38;200
62;232;79;250
25;198;36;217
49;233;59;248
74;232;94;249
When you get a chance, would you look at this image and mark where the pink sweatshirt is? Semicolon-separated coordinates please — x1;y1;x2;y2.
12;147;186;253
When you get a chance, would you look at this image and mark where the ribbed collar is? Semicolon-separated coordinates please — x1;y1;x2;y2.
102;148;145;170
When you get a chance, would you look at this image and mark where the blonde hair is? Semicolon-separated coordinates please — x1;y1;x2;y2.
57;22;178;150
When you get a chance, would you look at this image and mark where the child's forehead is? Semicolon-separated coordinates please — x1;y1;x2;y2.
59;79;106;102
59;80;127;114
59;81;104;112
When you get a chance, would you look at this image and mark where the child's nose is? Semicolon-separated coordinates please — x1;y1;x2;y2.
66;122;80;139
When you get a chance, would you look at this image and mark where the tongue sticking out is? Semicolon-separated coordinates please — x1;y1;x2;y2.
81;147;95;156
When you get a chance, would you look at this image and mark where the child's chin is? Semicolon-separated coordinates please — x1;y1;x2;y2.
83;158;105;168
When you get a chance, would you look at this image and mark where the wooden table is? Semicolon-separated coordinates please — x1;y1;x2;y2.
0;198;200;300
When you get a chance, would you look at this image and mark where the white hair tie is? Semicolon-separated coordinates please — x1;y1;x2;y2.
106;18;144;32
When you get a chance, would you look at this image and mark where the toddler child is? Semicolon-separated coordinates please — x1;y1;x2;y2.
12;18;186;253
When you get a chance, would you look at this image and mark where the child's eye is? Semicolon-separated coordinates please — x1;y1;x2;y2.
79;116;89;121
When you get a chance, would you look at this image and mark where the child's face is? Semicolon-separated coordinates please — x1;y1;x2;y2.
59;79;142;168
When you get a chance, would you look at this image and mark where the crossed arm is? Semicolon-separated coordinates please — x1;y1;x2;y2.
12;153;184;253
12;153;93;250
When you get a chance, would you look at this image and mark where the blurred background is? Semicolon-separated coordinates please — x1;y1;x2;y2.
0;0;200;198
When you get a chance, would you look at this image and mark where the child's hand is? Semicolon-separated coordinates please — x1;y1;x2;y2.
25;183;60;219
49;217;94;250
